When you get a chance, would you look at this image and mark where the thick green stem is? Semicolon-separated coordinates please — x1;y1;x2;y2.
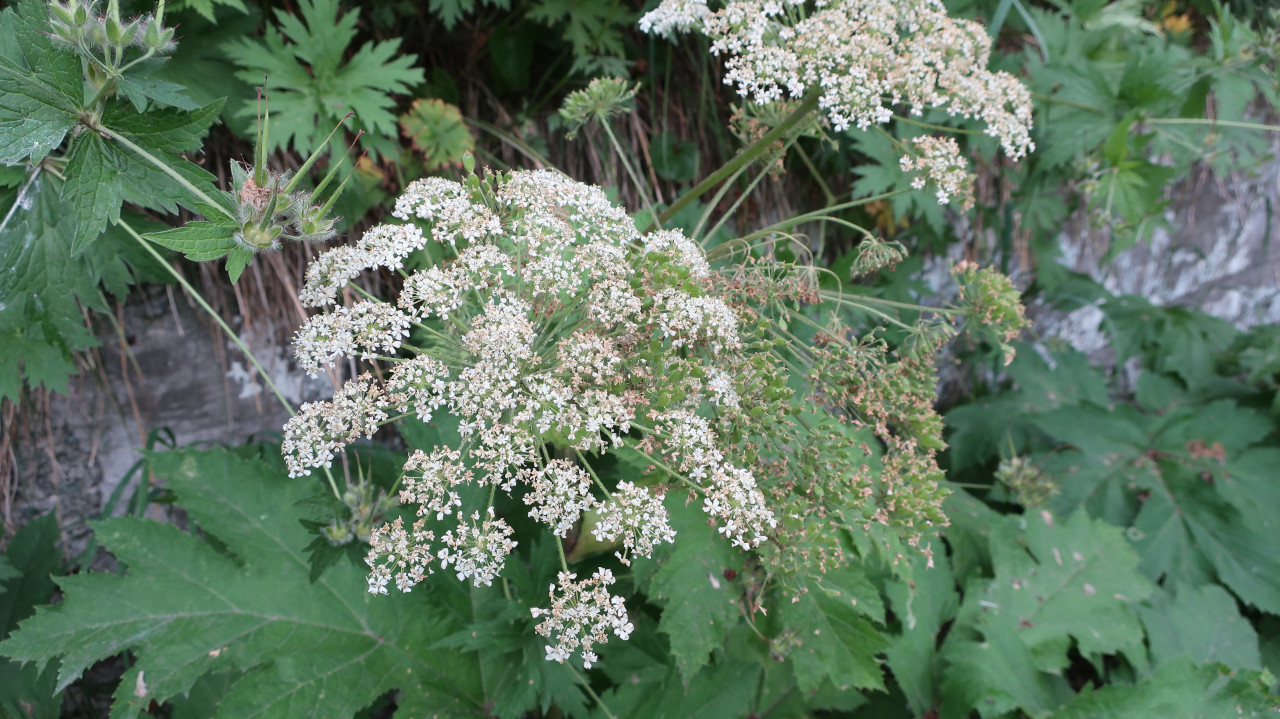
555;535;570;572
654;91;821;229
118;219;295;417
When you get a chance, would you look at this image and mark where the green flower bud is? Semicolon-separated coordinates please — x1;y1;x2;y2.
238;222;283;251
322;522;354;546
73;5;88;25
105;15;124;46
142;18;161;49
90;20;109;48
120;19;140;46
50;3;76;25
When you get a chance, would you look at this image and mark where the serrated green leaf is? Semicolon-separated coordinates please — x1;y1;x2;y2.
1055;657;1279;718
940;626;1067;719
63;135;124;254
0;513;63;719
779;565;887;695
117;149;228;218
940;512;1152;718
1139;585;1261;672
0;112;75;166
225;246;254;283
0;172;105;400
599;661;760;719
646;497;741;681
104;99;225;154
0;1;84;117
144;221;238;262
982;511;1152;669
0;2;81;165
116;71;199;112
0;448;486;718
884;553;958;715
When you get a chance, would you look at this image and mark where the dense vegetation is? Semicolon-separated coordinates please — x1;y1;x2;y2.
1;0;1278;716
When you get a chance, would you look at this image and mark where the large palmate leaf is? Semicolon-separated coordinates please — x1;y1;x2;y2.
939;510;1153;718
1038;399;1280;614
223;0;423;157
1139;585;1262;673
0;448;485;719
884;553;959;716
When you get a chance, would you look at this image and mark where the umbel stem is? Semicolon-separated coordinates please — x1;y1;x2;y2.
653;90;821;229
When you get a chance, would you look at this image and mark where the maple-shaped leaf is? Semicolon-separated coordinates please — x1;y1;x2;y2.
939;510;1153;717
400;98;474;172
884;552;959;716
977;510;1153;669
1034;398;1280;615
0;448;485;718
223;0;423;157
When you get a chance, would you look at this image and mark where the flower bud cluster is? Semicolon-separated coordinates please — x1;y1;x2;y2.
951;259;1030;364
49;0;176;61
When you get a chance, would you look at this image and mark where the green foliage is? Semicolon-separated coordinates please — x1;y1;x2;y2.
223;0;424;158
0;513;63;719
0;0;221;401
526;0;632;75
2;448;486;718
644;500;740;680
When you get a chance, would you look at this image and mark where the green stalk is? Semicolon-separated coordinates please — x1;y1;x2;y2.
652;90;821;230
1146;117;1280;133
701;142;791;243
599;121;659;222
118;219;295;417
735;189;910;243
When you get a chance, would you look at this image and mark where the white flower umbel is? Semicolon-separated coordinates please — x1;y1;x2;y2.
639;0;1034;197
365;517;435;594
400;448;473;521
532;568;634;668
290;169;791;666
282;376;386;478
899;135;972;207
590;481;677;565
438;509;517;587
523;460;598;537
